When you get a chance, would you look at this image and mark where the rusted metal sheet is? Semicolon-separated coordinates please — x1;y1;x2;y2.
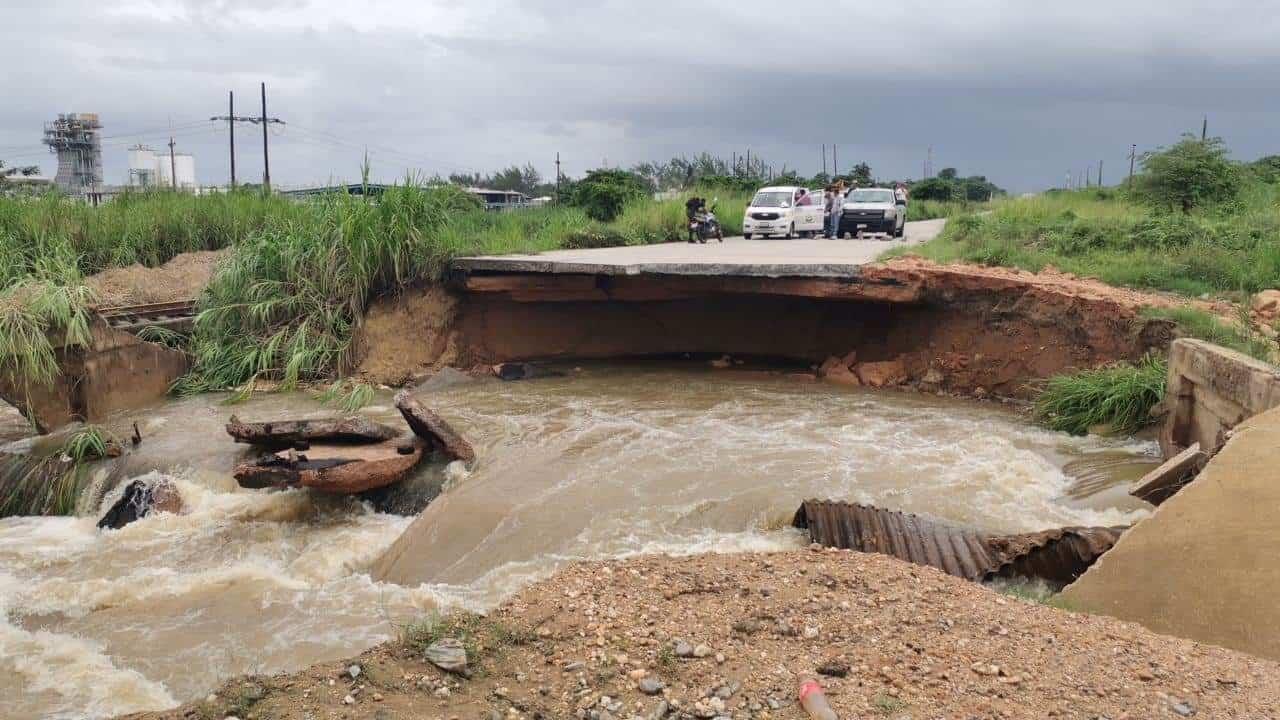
793;500;1126;585
984;525;1127;585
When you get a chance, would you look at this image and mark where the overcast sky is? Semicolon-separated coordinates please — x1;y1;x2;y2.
2;1;1277;192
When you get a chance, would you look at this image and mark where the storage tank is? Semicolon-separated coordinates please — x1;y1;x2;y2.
127;145;157;188
174;153;196;189
156;152;197;190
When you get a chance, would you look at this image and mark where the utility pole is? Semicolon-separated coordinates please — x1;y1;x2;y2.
1128;144;1137;187
1201;115;1208;141
746;149;751;175
555;152;561;203
168;136;177;190
261;83;271;189
821;144;827;176
1098;160;1103;187
212;83;283;190
833;145;838;177
228;92;236;187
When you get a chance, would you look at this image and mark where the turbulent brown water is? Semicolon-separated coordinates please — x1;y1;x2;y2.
0;363;1158;719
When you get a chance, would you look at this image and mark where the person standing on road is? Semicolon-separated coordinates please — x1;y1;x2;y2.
894;182;909;207
822;186;837;238
826;183;845;239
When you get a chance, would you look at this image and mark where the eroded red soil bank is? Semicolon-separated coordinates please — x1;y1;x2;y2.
357;258;1186;398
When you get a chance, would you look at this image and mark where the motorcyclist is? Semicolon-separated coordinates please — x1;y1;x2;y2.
686;196;706;243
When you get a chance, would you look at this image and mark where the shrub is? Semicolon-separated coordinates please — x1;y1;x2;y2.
1033;355;1168;436
571;169;652;222
1133;136;1241;213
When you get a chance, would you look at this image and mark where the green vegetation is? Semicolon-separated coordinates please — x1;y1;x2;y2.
900;140;1280;298
570;168;652;221
1133;136;1241;213
315;379;376;412
61;425;117;462
871;692;908;715
399;610;533;669
1142;306;1273;361
1033;355;1167;436
0;454;83;518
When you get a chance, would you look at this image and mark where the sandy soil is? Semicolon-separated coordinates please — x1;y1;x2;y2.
85;249;231;307
124;549;1280;720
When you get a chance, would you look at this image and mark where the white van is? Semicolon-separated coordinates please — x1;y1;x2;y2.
741;186;825;239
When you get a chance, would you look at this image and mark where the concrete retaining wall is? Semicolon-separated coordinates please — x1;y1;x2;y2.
1158;338;1280;457
1062;403;1280;660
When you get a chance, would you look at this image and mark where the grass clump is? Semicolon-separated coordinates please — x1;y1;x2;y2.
1033;355;1167;436
871;692;908;715
400;611;534;670
1142;306;1273;361
61;425;118;462
315;379;377;412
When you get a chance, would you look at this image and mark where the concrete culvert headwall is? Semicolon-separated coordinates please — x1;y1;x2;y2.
356;258;1175;397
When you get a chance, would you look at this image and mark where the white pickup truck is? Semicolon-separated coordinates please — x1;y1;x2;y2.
838;187;906;238
741;186;825;239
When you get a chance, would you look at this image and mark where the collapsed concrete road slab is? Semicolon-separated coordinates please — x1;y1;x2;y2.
233;439;427;494
395;391;476;463
793;499;1125;586
226;415;401;449
1129;442;1206;506
1061;403;1280;662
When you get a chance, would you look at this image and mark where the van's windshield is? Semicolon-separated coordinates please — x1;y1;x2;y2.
847;189;895;203
750;191;792;208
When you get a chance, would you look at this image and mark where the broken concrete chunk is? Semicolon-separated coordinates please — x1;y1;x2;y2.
395;392;476;463
1130;443;1205;506
225;415;400;449
491;362;565;382
424;638;469;675
232;439;426;494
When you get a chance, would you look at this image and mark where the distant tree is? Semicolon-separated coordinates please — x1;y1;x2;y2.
0;160;40;196
571;169;652;221
937;167;958;180
1248;155;1280;184
910;177;958;201
850;162;874;187
1134;135;1241;213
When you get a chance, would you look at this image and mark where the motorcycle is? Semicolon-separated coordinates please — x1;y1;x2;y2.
687;201;724;244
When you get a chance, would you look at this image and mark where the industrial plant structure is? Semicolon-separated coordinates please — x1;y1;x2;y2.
127;145;197;190
42;113;104;196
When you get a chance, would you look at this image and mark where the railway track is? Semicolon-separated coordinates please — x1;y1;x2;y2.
96;299;198;334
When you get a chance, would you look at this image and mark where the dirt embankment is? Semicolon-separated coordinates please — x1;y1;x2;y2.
125;549;1280;720
357;258;1216;397
85;249;230;307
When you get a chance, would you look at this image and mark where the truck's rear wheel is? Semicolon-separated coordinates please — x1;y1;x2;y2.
743;233;752;240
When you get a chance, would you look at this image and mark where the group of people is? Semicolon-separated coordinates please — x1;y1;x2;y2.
817;182;910;239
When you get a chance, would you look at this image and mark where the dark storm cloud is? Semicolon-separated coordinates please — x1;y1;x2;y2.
3;0;1278;191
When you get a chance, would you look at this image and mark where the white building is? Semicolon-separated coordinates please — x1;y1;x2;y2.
127;145;197;190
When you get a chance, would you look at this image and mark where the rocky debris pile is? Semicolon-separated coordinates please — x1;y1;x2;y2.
129;550;1280;720
817;352;909;389
227;394;474;495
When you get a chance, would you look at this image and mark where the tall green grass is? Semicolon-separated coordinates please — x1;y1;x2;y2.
1033;355;1168;435
177;183;755;393
901;184;1280;296
1142;306;1274;361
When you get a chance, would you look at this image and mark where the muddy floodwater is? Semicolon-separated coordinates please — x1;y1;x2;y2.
0;363;1158;719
